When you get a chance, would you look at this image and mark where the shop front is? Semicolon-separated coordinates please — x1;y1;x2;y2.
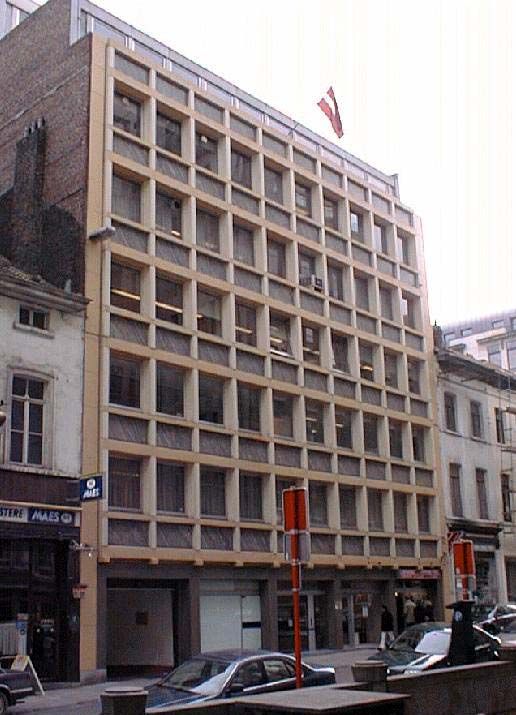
395;568;442;632
0;505;81;681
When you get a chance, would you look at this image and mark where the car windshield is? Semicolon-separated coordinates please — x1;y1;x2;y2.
389;626;429;652
414;630;450;655
160;657;232;695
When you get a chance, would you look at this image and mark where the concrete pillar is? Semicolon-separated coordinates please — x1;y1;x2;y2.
260;575;278;651
101;686;148;715
326;580;344;650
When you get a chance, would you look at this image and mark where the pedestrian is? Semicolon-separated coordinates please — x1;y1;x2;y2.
423;598;434;622
414;598;425;624
379;604;395;650
404;595;416;627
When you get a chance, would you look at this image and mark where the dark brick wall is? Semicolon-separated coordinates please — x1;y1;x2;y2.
0;0;92;292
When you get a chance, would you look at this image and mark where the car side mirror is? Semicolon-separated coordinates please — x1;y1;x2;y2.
228;683;245;695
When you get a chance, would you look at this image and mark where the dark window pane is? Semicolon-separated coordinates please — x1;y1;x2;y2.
199;374;224;423
28;380;44;400
273;393;293;437
235;302;257;346
27;435;42;465
264;167;283;204
29;403;43;433
267;240;286;278
113;93;141;136
336;408;352;448
238;383;261;431
157;462;185;513
305;399;324;443
111;262;141;312
239;473;263;520
295;183;311;217
233;224;255;266
156;112;181;154
200;468;226;516
12;377;26;396
231;150;252;189
197;210;220;253
196;133;218;173
10;432;23;463
197;289;222;336
156;192;182;235
112;174;141;223
110;355;140;407
11;400;24;430
157;363;184;416
156;276;183;324
108;456;141;510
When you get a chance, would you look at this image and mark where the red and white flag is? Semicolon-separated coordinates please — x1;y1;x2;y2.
317;87;343;138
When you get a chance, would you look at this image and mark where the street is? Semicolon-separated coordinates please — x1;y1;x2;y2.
10;648;378;715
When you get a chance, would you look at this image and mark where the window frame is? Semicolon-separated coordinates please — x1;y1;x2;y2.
9;375;46;466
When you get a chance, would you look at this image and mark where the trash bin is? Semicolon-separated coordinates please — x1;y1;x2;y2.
100;686;148;715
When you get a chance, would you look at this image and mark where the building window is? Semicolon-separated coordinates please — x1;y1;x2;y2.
354;275;370;312
197;209;220;253
267;238;286;278
470;401;483;438
384;351;398;389
407;358;421;394
110;261;140;312
273;392;293;437
502;474;512;522
112;174;141;223
402;294;418;330
19;306;48;331
269;312;291;355
495;407;505;444
411;425;425;462
417;495;430;533
302;324;320;364
488;343;502;367
367;489;384;531
298;251;316;283
295;182;312;217
335;407;353;449
156;363;184;416
350;210;363;241
197;289;222;336
493;319;505;329
359;341;375;381
507;341;516;370
238;383;261;431
379;286;394;321
324;196;338;230
235;302;257;346
231;149;252;189
198;374;224;424
264;166;283;204
109;354;140;408
240;473;263;521
389;419;403;459
394;492;408;532
449;463;463;517
156;191;182;236
444;392;457;432
339;486;357;529
113;92;141;136
476;468;489;519
398;232;411;265
9;376;44;465
200;468;226;517
309;482;328;526
374;222;388;254
156;112;181;155
233;223;255;266
108;456;141;511
363;413;379;454
327;263;344;301
461;327;472;337
332;333;349;373
305;399;324;443
157;462;185;513
196;132;218;173
155;275;183;324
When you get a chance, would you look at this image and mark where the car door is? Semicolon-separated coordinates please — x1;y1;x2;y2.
226;659;269;697
262;657;297;693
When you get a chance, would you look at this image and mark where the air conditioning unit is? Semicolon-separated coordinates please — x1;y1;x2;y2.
300;274;324;292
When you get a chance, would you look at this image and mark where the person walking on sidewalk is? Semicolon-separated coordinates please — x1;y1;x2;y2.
379;605;395;650
404;595;416;627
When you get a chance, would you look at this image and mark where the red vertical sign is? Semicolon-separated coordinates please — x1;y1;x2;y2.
452;540;476;601
283;487;309;689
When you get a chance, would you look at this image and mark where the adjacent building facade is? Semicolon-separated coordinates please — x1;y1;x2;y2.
1;0;442;682
0;256;86;681
442;310;516;371
436;346;516;607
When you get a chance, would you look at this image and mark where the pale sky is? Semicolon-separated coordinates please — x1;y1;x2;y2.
96;0;516;324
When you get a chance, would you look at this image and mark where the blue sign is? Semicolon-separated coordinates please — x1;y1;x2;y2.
80;475;103;502
28;508;75;525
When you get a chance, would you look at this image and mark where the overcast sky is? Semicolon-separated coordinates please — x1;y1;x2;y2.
94;0;516;325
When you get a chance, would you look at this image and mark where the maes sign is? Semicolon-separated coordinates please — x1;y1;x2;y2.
80;475;103;502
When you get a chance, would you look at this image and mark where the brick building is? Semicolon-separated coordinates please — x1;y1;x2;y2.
0;0;443;682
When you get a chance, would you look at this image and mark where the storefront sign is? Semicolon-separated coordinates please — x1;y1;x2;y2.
0;505;28;522
0;503;78;527
398;569;441;580
28;508;75;525
80;475;103;501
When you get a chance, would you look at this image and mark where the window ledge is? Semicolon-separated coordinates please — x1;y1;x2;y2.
1;463;76;478
13;322;54;339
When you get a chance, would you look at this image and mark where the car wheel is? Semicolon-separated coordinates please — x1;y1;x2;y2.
0;692;9;715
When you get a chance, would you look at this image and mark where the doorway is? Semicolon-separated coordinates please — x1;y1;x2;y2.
278;591;327;652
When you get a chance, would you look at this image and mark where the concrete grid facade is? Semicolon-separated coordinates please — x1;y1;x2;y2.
0;0;444;681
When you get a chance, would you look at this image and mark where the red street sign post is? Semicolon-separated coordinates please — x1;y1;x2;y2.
452;539;476;601
283;487;309;689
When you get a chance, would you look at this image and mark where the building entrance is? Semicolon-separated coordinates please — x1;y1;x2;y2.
278;590;328;652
